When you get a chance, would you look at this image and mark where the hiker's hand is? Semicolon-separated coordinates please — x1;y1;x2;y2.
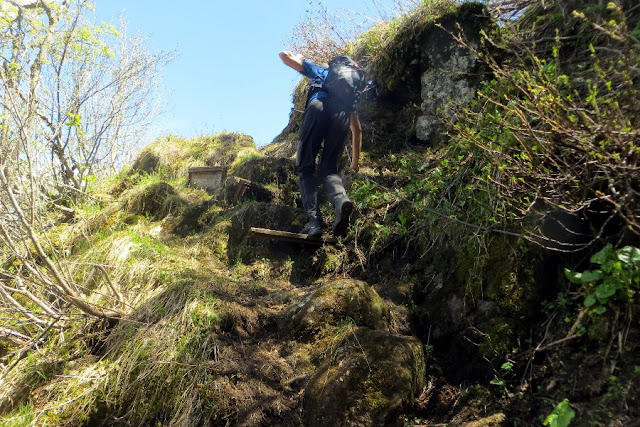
279;51;304;72
291;52;304;62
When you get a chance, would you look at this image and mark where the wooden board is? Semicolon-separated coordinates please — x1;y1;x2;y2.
249;227;337;245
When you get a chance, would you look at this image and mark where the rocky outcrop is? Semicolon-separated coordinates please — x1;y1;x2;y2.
304;327;426;427
417;29;479;142
415;10;489;143
278;279;425;425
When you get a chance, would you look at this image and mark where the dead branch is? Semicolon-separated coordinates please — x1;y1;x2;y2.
0;327;30;347
0;316;62;382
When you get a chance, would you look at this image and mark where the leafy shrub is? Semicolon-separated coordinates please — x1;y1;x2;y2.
544;398;576;427
565;244;639;313
451;0;640;241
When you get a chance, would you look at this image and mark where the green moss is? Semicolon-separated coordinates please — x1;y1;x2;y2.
287;280;390;338
189;300;221;329
128;231;174;258
304;328;425;426
363;381;391;410
477;317;515;359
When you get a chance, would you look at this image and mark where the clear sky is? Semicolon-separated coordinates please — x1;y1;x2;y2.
94;1;403;148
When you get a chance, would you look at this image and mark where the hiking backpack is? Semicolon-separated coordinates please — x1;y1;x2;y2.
323;55;365;110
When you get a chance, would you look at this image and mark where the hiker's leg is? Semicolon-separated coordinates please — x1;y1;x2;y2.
297;99;328;232
318;103;350;200
318;102;353;236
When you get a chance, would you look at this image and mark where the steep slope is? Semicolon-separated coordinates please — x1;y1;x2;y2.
1;1;639;426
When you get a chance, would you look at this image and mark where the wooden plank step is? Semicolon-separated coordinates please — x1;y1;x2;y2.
249;227;337;245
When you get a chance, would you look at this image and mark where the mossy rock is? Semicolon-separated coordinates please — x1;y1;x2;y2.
223;155;298;207
173;199;221;237
304;327;426;427
124;181;188;221
283;279;390;337
232;156;296;186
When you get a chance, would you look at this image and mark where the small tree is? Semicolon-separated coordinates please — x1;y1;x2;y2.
0;0;173;359
288;0;420;63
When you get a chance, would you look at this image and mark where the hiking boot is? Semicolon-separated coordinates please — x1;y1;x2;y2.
332;196;353;237
300;219;324;237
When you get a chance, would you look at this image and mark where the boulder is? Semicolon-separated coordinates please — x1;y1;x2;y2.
284;279;390;337
228;156;298;206
304;327;426;427
416;10;489;143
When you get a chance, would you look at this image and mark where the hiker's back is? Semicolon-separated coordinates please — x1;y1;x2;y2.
323;55;365;111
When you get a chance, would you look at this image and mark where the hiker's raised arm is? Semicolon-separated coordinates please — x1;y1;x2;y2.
350;111;362;173
279;51;304;72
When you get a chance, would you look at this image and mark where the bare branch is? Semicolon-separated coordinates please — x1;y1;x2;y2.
0;315;62;382
0;327;30;347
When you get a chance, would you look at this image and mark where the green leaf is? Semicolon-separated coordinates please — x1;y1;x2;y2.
594;279;618;300
490;377;505;387
564;268;581;283
584;294;597;308
591;244;613;265
564;268;602;283
65;112;83;127
544;399;575;427
580;270;603;282
616;246;640;266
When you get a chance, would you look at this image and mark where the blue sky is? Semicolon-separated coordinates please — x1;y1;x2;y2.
94;1;403;148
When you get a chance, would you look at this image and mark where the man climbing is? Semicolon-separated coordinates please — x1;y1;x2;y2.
279;50;363;237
